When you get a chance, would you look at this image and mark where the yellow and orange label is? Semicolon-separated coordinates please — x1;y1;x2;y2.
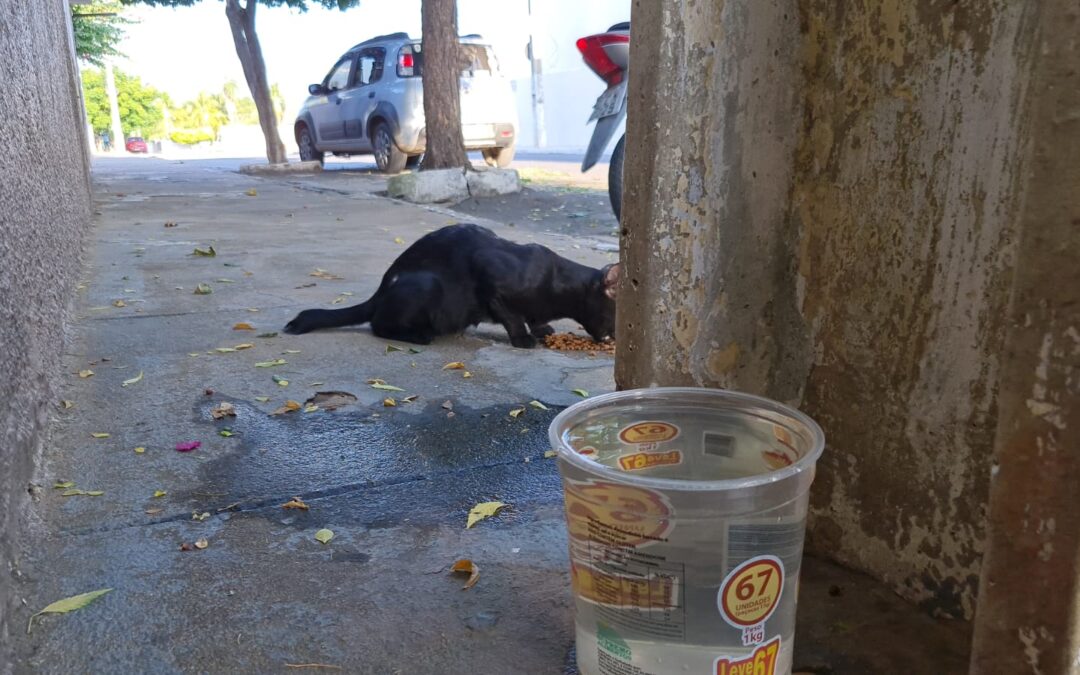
618;421;680;445
714;636;781;675
562;478;673;546
718;556;784;627
617;450;683;472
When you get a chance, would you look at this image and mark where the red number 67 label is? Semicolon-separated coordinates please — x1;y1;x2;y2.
717;555;784;628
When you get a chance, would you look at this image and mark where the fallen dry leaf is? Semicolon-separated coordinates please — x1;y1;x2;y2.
402;395;419;403
383;398;396;407
309;268;343;280
254;396;270;403
134;446;145;454
215;347;237;353
153;490;166;498
370;382;404;392
78;369;94;378
255;359;287;368
450;559;480;590
60;400;74;409
441;400;453;411
509;407;525;419
112;299;126;308
544;449;557;459
273;375;289;387
245;188;257;196
270;400;302;416
314;528;334;544
233;322;255;330
193;246;216;257
194;538;209;550
27;588;112;634
442;361;466;370
53;481;75;489
466;501;507;529
393;237;405;244
145;507;163;515
529;400;549;410
462;371;472;378
90;432;110;439
303;404;319;413
192;511;210;522
211;402;236;420
179;542;194;552
571;388;590;398
234;343;254;350
282;497;309;510
193;283;213;295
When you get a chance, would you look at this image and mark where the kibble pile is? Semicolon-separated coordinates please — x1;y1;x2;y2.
544;332;616;355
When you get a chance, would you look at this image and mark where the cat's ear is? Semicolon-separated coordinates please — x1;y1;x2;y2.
602;263;621;299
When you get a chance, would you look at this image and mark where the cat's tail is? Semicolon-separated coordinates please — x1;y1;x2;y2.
283;297;375;335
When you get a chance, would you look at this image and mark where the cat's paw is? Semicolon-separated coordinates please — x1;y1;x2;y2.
529;323;555;338
283;312;315;335
510;334;538;349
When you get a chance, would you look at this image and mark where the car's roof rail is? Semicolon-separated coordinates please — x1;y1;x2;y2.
350;31;410;50
607;22;630;31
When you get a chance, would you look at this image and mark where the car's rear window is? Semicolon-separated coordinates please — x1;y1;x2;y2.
409;44;495;77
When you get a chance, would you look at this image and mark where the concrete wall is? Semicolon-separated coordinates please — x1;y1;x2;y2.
0;0;93;669
618;0;1047;619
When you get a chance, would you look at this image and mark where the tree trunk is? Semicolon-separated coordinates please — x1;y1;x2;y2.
419;0;467;170
224;0;286;164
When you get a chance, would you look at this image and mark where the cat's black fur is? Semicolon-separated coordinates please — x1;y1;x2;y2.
283;223;619;348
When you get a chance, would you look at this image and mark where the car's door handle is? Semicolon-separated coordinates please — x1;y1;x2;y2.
368;92;375;99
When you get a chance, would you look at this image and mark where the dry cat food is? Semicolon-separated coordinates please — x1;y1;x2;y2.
544;332;615;354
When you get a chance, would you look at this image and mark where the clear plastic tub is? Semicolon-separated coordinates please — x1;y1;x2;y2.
549;388;825;675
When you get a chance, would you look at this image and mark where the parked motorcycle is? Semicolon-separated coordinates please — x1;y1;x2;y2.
577;22;630;221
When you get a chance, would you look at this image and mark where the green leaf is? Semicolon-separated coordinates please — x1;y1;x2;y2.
193;283;213;295
121;371;143;387
408;347;423;354
385;344;403;353
254;396;270;403
314;528;334;544
529;400;549;410
256;332;278;338
84;491;104;497
272;375;289;387
28;589;112;634
255;359;287;368
370;383;404;392
53;481;75;489
91;432;110;439
153;490;166;498
219;430;233;437
193;246;216;257
571;388;590;398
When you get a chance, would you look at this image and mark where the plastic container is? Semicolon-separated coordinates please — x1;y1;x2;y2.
549;387;825;675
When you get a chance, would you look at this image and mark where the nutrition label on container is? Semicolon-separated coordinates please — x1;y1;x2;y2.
577;517;686;640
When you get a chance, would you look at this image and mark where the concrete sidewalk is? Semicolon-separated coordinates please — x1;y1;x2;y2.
13;158;970;674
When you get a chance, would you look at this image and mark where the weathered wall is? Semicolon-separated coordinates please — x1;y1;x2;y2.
619;0;1043;619
0;0;93;670
969;3;1080;671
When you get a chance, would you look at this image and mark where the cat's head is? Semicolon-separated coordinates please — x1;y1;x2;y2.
583;263;620;342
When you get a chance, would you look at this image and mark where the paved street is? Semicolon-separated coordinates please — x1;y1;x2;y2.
13;158;970;674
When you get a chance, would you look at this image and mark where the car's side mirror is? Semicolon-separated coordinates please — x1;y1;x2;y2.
309;83;326;96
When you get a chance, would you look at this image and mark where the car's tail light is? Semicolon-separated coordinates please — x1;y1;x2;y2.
397;46;416;77
576;33;629;85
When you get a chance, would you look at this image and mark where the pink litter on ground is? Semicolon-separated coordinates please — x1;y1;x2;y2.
175;441;201;452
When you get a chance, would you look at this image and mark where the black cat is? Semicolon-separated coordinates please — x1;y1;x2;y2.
283;224;619;348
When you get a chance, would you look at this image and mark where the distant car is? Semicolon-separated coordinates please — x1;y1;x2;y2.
125;137;148;154
295;32;518;173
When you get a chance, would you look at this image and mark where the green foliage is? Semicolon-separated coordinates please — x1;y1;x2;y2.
81;68;168;138
72;2;132;67
170;92;230;138
169;130;215;145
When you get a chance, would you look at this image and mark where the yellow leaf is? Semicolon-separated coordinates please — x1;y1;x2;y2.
61;400;74;409
254;396;270;402
450;559;480;590
153;490;166;498
28;589;112;633
53;481;75;489
134;447;146;454
233;322;255;330
383;398;396;407
462;371;472;378
393;237;405;244
234;343;254;350
442;361;466;370
466;501;507;529
529;400;549;410
271;400;302;415
112;299;126;308
303;404;319;413
282;497;309;510
121;371;143;387
314;528;334;544
509;407;525;419
91;432;110;439
245;188;257;196
78;369;94;378
544;449;557;459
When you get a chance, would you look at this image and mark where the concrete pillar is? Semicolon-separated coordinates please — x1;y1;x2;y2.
619;0;1075;638
969;4;1080;672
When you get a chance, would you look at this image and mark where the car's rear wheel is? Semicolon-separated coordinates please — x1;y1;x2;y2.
373;122;407;174
608;134;625;222
297;125;323;164
482;144;515;168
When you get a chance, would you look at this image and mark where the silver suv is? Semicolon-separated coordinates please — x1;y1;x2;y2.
295;32;518;173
